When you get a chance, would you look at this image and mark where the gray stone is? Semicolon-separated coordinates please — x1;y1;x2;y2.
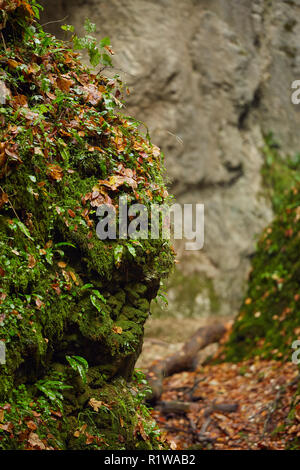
41;0;300;316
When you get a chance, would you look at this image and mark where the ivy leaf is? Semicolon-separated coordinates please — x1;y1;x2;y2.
90;294;102;313
101;52;112;67
61;24;75;32
100;37;111;48
92;289;106;304
15;219;34;241
127;244;136;258
80;283;93;290
66;355;89;384
89;47;101;68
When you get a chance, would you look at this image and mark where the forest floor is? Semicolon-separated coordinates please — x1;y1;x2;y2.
138;318;300;450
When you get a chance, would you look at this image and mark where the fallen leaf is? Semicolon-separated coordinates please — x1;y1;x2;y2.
112;326;123;335
89;398;106;412
27;420;37;431
28;432;46;450
28;254;36;269
47;163;63;182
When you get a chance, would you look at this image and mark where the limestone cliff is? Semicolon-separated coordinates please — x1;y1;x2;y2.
41;0;300;316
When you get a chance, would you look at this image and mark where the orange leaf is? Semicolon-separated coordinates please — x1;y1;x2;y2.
28;254;36;269
27;420;37;431
112;326;123;335
56;76;74;93
47;164;63;182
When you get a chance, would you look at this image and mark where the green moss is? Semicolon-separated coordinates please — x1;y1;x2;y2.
224;182;300;362
261;132;300;214
0;2;173;449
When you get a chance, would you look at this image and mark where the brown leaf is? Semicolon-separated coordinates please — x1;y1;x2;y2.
28;254;36;269
28;432;46;450
51;283;61;296
35;297;44;309
47;163;63;182
12;94;28;108
58;261;67;268
112;326;123;335
56;76;74;93
98;174;137;192
68;209;76;218
0;421;13;433
0;191;8;209
69;271;78;285
27;420;37;431
135;421;148;441
85;433;94;445
7;59;20;70
89;186;113;208
84;84;103;106
89;398;106;412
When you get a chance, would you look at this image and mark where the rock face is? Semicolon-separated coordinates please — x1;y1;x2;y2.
41;0;300;316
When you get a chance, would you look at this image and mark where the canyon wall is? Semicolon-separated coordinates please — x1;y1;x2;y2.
41;0;300;316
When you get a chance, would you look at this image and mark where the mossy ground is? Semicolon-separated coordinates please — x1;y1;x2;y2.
217;135;300;448
0;2;173;449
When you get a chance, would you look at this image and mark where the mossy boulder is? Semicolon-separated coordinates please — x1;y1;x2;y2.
224;183;300;362
0;1;173;449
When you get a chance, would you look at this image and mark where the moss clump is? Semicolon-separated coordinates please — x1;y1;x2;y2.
0;1;173;449
261;132;300;214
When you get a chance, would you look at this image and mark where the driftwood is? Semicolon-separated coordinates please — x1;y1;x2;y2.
146;323;226;403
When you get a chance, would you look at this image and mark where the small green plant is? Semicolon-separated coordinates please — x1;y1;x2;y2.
132;369;153;403
62;19;113;68
154;280;168;306
66;355;89;384
90;289;106;314
36;378;72;411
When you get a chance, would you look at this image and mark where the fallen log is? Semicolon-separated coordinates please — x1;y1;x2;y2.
146;323;226;403
156;401;195;414
156;400;238;416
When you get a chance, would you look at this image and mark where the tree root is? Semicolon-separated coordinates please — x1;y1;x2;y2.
146;323;226;403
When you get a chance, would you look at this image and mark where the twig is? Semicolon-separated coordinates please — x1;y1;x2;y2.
41;16;69;28
0;32;6;52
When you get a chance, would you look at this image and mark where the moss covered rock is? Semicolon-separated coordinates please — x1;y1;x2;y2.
224;182;300;362
0;1;173;449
